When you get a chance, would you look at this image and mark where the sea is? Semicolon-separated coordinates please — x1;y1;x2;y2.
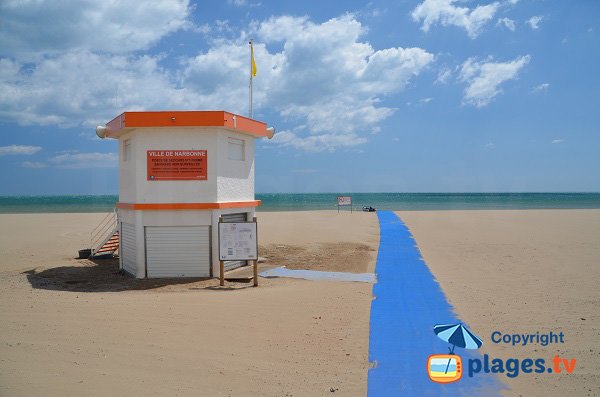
1;193;600;214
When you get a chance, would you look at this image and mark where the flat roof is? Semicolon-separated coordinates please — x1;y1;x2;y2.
104;111;268;138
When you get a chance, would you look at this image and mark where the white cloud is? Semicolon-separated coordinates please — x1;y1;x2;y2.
0;145;42;156
412;0;500;38
551;139;564;144
0;0;191;60
367;8;384;18
227;0;261;7
497;17;516;31
47;152;118;168
182;41;284;117
21;161;47;169
0;12;433;152
20;152;118;168
192;24;212;34
255;15;433;142
418;97;433;104
484;142;495;149
0;1;197;127
278;99;394;135
459;55;530;107
532;83;550;93
270;130;367;152
527;16;543;30
435;67;452;84
187;15;432;151
0;51;200;127
213;19;234;33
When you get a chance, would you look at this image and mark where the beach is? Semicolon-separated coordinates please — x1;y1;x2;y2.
400;210;600;396
0;210;599;396
0;211;378;396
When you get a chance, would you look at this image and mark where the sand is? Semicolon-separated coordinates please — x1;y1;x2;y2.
258;211;379;273
0;211;378;396
0;213;110;273
399;210;600;397
1;209;598;396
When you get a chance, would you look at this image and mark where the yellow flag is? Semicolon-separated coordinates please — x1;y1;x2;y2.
251;42;257;78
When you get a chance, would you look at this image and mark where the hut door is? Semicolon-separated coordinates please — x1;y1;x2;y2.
145;226;211;277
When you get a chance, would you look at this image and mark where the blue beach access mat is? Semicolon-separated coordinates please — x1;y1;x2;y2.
367;211;503;396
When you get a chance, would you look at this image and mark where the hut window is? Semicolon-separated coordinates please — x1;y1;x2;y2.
228;138;244;161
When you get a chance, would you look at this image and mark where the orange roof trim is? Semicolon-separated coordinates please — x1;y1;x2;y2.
105;111;268;138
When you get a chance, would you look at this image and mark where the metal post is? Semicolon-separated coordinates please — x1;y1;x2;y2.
249;39;253;119
253;216;258;287
219;216;224;286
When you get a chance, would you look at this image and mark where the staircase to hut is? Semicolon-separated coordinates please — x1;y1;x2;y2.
90;210;119;258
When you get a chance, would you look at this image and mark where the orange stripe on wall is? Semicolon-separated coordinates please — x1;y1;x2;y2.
116;200;261;210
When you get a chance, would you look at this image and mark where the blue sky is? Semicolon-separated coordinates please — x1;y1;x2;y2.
0;0;598;194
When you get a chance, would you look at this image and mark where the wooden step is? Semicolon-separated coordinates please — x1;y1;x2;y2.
224;276;254;283
98;242;119;250
92;230;120;257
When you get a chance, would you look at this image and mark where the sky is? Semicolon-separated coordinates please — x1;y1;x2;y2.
0;0;599;195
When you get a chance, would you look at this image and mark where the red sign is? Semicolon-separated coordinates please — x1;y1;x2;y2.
147;150;207;181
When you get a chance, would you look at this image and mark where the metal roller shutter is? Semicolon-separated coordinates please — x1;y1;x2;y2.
221;213;248;271
146;226;211;278
121;223;137;276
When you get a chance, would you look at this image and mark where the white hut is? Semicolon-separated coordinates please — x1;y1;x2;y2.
96;110;274;278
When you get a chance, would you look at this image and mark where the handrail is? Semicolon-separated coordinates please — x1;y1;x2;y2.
91;214;115;243
91;208;118;255
91;209;116;236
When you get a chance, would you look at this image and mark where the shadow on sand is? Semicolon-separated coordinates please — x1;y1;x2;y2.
23;257;220;293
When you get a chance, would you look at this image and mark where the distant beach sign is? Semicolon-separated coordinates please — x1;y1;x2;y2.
218;222;258;261
337;196;352;213
338;196;352;206
147;150;207;181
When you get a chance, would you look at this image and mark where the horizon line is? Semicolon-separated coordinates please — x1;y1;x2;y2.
1;191;600;198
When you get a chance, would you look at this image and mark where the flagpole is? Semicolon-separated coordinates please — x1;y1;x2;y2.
249;39;253;119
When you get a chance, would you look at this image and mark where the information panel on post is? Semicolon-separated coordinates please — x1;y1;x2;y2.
337;196;352;212
218;222;258;261
337;196;352;206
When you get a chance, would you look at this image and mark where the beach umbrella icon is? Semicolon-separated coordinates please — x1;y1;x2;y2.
433;323;483;373
433;323;483;374
434;323;482;354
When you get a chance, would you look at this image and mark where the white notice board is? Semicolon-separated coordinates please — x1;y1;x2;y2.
218;222;258;261
337;196;352;206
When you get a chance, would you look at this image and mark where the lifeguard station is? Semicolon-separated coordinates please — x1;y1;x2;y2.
94;110;274;278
